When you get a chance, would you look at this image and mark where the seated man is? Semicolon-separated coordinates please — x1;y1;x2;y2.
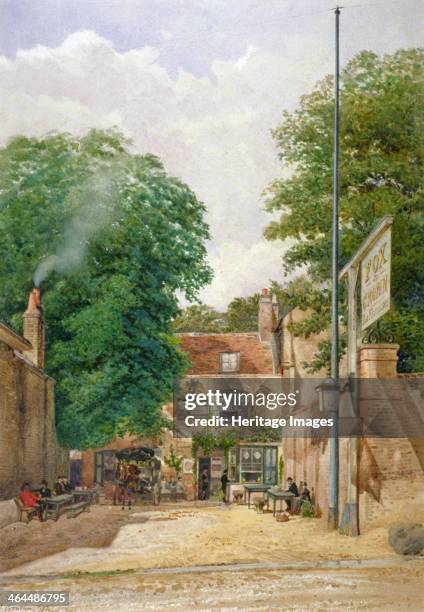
62;477;72;493
53;477;64;495
285;477;299;512
300;481;311;502
39;479;51;498
19;483;43;520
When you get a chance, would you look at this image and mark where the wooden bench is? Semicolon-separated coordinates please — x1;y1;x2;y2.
14;497;38;523
65;501;90;519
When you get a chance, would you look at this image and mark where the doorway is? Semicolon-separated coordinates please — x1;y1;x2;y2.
70;459;82;488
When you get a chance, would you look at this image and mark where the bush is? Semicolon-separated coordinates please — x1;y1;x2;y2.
300;500;314;518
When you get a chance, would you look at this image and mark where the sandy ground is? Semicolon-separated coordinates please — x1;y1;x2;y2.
2;499;423;576
0;505;130;573
0;501;423;610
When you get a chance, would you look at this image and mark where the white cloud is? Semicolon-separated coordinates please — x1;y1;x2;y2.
200;240;295;310
2;10;421;308
2;30;314;308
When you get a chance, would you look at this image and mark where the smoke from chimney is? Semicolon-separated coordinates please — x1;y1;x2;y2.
33;166;119;286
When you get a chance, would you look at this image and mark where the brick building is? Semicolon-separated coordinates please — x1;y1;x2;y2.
79;289;283;500
176;290;282;500
0;289;65;500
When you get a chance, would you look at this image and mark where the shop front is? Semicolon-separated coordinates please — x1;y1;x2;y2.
226;443;280;503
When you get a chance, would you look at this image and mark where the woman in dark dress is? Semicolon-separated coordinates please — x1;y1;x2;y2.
200;469;209;500
221;469;229;503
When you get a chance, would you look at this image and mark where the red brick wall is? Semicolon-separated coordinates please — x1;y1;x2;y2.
358;437;424;524
178;333;274;374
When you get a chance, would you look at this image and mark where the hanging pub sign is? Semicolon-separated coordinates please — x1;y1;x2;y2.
361;225;391;330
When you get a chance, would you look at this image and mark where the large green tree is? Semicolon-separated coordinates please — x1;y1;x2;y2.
0;129;212;447
173;294;261;333
265;49;424;372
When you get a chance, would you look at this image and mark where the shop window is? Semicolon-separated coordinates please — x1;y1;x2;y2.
95;450;117;484
219;352;240;373
233;446;278;485
240;447;263;483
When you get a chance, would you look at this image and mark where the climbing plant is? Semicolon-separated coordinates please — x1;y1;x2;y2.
164;445;184;478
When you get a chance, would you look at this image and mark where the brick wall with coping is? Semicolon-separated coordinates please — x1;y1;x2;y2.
281;308;424;527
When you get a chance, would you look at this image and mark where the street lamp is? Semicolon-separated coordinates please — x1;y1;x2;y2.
317;379;340;415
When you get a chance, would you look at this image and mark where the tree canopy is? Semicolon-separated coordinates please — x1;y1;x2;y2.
226;294;260;332
265;49;424;372
0;129;212;448
172;304;225;333
172;293;261;333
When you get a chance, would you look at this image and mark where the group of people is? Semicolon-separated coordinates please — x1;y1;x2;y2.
285;477;312;513
202;471;312;509
113;463;157;510
19;476;72;521
53;476;72;495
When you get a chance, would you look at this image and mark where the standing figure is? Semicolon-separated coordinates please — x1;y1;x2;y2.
124;464;139;509
221;468;229;503
200;468;209;500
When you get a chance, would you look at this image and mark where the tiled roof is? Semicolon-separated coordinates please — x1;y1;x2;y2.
177;332;274;375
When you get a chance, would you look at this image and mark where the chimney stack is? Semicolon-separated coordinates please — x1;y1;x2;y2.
23;288;45;369
258;288;276;342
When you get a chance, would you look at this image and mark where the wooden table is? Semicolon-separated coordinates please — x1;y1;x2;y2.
72;490;98;505
44;494;74;521
243;484;273;508
266;489;295;516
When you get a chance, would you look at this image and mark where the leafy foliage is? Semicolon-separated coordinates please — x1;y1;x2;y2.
0;129;212;447
226;294;260;332
173;293;261;333
265;50;424;372
172;304;225;333
300;499;314;518
164;445;184;477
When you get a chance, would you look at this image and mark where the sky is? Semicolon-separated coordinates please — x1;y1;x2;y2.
1;0;423;309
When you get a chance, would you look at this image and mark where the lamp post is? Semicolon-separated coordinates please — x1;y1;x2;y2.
328;5;341;530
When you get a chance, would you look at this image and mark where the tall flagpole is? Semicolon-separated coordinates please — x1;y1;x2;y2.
329;5;341;530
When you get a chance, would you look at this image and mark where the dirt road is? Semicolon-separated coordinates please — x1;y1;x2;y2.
1;561;423;610
1;503;403;576
1;502;423;610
